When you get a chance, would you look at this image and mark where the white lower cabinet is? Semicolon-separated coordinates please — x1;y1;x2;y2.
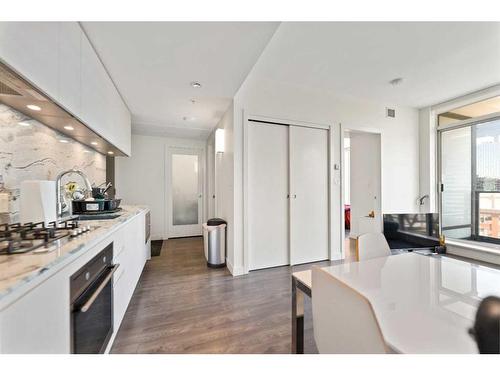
0;266;70;354
112;213;149;336
0;210;150;353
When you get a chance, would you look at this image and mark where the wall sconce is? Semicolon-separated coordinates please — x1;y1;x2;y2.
215;128;225;153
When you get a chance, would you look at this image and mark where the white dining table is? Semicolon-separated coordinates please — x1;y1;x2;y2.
291;252;500;354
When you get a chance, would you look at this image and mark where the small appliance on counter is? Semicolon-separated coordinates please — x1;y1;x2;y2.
72;198;122;214
71;182;122;216
20;180;57;225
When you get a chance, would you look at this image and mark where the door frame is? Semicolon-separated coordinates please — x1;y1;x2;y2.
166;146;205;238
340;125;383;257
243;113;336;274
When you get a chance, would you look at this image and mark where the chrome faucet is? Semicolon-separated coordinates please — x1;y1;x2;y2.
56;169;93;217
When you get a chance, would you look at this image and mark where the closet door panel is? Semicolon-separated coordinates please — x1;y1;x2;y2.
289;126;329;265
248;122;289;270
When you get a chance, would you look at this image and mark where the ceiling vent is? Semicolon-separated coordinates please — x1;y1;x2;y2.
386;108;396;118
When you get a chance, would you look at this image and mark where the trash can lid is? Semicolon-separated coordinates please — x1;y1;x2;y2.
207;218;227;226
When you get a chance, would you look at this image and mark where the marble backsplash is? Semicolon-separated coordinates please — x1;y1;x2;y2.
0;104;106;224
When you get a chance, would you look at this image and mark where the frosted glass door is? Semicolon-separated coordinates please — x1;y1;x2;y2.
169;149;203;237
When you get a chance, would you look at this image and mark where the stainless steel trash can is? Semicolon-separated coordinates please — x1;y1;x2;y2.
203;218;227;268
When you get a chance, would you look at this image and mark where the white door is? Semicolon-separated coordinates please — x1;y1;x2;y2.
289;126;329;265
349;132;382;238
168;148;203;238
248;121;289;270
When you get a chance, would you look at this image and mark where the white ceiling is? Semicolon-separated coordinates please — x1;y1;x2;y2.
81;22;279;139
249;22;500;108
82;22;500;140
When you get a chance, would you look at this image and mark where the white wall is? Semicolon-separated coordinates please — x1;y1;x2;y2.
116;134;205;240
343;137;351;206
418;107;437;213
229;76;420;275
206;105;235;272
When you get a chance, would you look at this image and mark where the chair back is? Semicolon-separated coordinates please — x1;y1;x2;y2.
312;267;388;353
356;232;391;261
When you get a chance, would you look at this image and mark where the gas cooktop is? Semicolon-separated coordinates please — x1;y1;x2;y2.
0;219;95;255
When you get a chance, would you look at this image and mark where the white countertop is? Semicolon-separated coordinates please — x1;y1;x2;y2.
0;205;149;310
318;252;500;353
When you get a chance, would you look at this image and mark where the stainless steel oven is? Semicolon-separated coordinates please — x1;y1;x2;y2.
70;243;119;353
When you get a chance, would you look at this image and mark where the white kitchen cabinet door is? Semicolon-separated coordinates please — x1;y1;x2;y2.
289;126;329;265
112;213;147;335
110;87;131;156
0;22;59;101
57;22;82;117
80;33;111;141
248;121;289;270
0;269;70;353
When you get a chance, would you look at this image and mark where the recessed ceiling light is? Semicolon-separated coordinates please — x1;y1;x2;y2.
190;81;202;89
26;104;41;111
64;125;74;131
59;139;69;143
91;141;98;146
18;121;31;127
389;77;404;86
107;151;114;155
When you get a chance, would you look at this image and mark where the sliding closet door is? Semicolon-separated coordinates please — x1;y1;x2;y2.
248;121;289;270
289;126;329;265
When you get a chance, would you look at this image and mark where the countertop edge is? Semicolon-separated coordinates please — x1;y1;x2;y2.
0;206;149;311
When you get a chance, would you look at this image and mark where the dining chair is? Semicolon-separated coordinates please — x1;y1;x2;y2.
356;232;391;261
311;267;388;354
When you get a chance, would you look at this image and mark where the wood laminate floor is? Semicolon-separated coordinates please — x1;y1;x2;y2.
111;237;356;354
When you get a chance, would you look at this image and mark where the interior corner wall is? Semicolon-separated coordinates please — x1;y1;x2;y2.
115;134;206;241
418;107;437;213
206;104;237;274
232;77;420;275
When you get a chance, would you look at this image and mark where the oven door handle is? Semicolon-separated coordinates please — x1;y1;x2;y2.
80;264;120;313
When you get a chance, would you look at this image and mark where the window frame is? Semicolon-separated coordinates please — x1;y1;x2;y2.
437;112;500;245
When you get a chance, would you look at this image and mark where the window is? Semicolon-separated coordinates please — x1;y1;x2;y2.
439;109;500;244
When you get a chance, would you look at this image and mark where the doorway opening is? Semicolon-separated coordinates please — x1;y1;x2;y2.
168;147;204;238
342;129;382;261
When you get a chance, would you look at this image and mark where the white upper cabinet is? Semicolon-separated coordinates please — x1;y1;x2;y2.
81;33;112;141
57;22;81;117
0;22;59;101
0;22;131;156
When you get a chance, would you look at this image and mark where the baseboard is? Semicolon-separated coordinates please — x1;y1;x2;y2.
226;258;245;276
